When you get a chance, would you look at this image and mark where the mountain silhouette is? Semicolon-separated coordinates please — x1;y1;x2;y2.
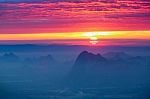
66;51;150;87
71;51;107;75
103;52;131;61
67;51;109;87
0;53;20;63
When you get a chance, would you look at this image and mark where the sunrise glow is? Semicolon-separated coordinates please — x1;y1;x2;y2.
0;0;150;46
0;31;150;40
0;31;149;46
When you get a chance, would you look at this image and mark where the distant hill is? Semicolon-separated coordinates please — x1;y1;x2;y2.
0;52;20;63
103;52;131;60
0;44;150;56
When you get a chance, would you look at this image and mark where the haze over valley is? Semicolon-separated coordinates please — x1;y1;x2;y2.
0;45;150;99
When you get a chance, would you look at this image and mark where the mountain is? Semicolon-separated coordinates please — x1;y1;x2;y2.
103;52;131;60
23;54;59;76
66;51;108;87
71;51;107;76
0;53;20;63
66;51;150;87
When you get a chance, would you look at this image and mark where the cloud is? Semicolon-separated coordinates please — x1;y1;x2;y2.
0;1;149;19
0;0;150;33
0;0;114;3
105;12;150;18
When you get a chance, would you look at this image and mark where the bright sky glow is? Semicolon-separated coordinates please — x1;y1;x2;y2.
0;0;150;45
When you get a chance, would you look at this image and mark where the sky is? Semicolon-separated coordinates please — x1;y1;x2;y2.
0;0;150;46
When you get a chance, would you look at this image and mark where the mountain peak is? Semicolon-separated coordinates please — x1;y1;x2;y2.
79;51;89;56
71;51;107;74
68;51;107;86
77;51;106;62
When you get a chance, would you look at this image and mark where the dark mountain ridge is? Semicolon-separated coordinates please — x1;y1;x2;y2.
66;51;150;87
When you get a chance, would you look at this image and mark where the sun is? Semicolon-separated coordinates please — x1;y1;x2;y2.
88;36;98;45
81;31;112;45
82;32;105;45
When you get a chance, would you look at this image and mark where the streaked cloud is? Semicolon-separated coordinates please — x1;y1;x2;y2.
0;0;150;33
0;0;150;45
